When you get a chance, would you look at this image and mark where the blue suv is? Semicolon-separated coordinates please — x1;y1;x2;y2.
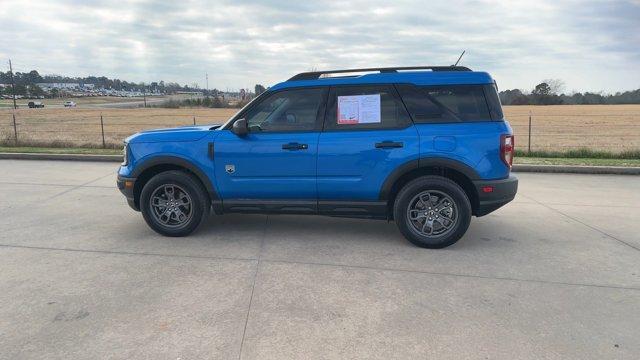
117;66;518;248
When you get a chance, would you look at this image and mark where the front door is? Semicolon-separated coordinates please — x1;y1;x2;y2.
214;87;328;207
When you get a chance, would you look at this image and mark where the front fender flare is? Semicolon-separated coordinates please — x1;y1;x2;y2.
131;155;219;202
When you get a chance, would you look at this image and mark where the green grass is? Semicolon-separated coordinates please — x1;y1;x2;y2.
0;146;121;155
514;157;640;167
516;148;640;159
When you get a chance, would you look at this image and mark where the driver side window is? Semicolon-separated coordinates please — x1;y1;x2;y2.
244;88;326;132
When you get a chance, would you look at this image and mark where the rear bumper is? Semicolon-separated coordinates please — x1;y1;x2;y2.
473;175;518;216
116;175;139;211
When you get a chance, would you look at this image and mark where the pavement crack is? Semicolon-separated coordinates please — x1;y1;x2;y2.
258;258;640;292
0;181;111;189
519;193;640;253
237;215;268;360
0;243;257;263
46;172;115;200
1;226;639;295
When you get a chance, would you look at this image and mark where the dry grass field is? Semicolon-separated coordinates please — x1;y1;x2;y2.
0;107;237;148
504;105;640;152
0;104;638;152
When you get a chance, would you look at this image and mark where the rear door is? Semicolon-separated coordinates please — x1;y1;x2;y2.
317;85;419;202
214;87;328;204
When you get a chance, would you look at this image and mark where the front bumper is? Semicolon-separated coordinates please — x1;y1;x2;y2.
117;175;139;211
473;175;518;216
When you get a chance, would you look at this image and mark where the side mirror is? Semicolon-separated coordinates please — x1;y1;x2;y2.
232;118;248;136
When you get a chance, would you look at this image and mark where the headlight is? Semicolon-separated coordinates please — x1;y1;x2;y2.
122;143;129;166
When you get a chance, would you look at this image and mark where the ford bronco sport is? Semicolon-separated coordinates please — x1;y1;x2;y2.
117;66;518;248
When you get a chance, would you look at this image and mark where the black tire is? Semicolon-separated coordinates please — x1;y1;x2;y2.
393;176;471;249
140;170;209;236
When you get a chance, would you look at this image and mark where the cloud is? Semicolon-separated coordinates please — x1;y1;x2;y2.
0;0;638;92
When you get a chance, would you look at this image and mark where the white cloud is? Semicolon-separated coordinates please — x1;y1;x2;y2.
0;0;638;92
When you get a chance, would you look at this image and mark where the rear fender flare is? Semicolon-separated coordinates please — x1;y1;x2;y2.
379;157;480;201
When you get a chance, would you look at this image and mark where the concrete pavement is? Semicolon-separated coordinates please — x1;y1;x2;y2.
0;160;638;359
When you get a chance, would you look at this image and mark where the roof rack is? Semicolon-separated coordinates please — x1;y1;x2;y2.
288;65;472;81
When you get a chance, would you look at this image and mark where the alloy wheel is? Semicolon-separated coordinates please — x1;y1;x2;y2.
149;184;193;228
406;190;458;237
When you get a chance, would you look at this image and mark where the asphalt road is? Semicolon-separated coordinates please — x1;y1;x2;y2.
0;160;638;359
85;98;167;108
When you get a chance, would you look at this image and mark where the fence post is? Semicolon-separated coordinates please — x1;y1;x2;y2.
100;113;106;149
528;111;532;154
12;113;18;146
193;116;196;126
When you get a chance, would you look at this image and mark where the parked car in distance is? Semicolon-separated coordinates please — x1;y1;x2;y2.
28;101;44;108
117;65;518;248
64;101;77;107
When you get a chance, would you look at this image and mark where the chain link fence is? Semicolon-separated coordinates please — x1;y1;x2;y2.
1;107;639;153
505;109;640;153
0;108;236;149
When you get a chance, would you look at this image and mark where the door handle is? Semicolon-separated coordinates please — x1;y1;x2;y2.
282;142;308;150
375;141;403;149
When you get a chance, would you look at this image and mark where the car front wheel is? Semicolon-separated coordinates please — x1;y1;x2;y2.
140;170;208;236
393;176;471;249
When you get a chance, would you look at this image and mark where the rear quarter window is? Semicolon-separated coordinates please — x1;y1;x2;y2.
397;84;503;123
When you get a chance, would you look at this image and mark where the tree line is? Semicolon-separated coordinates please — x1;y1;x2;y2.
0;69;215;97
154;85;267;108
5;70;637;105
499;80;640;105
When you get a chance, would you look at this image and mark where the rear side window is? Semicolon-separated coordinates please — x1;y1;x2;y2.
397;84;501;123
324;85;411;130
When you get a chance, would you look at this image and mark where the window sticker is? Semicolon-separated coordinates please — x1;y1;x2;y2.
337;94;381;124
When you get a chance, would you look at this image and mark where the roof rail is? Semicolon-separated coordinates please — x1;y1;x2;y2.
288;66;472;81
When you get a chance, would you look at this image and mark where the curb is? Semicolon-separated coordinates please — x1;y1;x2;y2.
512;164;640;175
1;152;639;175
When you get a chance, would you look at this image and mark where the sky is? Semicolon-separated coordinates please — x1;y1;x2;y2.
1;0;639;93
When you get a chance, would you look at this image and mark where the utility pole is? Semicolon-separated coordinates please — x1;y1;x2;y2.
142;84;147;108
8;59;17;110
100;113;106;148
205;73;209;96
528;111;532;153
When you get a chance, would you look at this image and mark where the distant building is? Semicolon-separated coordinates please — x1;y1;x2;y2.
36;83;80;90
175;91;203;96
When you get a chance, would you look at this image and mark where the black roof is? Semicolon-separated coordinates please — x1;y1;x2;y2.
288;66;472;81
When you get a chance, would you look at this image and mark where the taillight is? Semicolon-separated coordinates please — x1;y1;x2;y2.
501;134;514;169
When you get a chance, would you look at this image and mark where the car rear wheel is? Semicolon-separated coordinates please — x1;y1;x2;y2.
393;176;471;249
140;170;208;236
